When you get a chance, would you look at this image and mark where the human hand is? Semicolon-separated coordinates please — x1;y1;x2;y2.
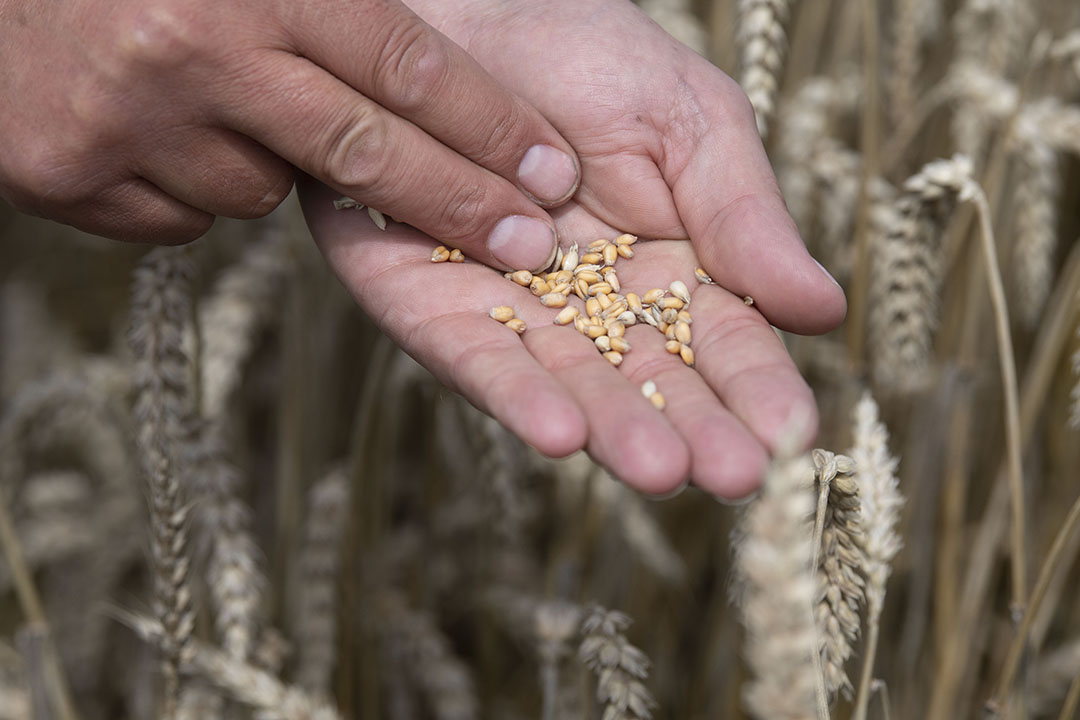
0;0;579;271
300;0;846;497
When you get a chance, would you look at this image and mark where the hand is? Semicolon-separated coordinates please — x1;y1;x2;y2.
300;0;847;497
0;0;579;272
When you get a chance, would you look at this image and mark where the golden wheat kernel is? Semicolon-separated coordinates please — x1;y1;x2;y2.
585;297;602;317
602;300;628;319
550;282;571;295
431;246;451;262
658;321;670;334
617;244;634;260
606;320;626;337
641;379;657;398
605;272;621;293
642;288;665;305
490;306;515;322
626;292;642;314
665;324;677;341
617;311;637;326
585;324;608;339
675;320;692;344
574;315;588;333
595;336;612;352
575;278;590;299
561;242;579;272
590;315;603;325
588;282;613;297
505;318;527;334
449;248;465;263
510;270;533;286
602;244;619;266
581;252;604;265
528;276;548;294
649;391;666;410
665;339;682;354
554;269;573;285
596;293;614;311
695;267;714;284
588;238;610;251
610;336;631;353
679;344;695;366
553;306;580;325
603;350;624;366
659;296;684;310
614;233;637;246
661;307;679;325
677;310;693;324
743;295;755;306
540;293;568;308
576;270;601;285
669;280;691;304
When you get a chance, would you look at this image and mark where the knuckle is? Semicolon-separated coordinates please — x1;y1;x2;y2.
118;5;201;69
373;19;449;113
319;106;388;191
471;102;528;168
438;182;489;241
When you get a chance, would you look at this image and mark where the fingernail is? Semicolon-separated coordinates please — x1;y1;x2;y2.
644;476;692;501
488;215;558;272
812;257;841;287
517;144;579;204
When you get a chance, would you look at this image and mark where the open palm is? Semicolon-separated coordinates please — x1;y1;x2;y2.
299;0;845;497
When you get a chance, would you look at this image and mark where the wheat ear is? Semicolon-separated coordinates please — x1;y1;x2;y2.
736;442;819;720
129;247;198;718
187;423;266;662
812;450;864;701
536;601;584;720
1011;131;1060;328
199;222;292;420
295;467;349;697
847;392;903;720
578;605;657;720
869;155;974;389
736;0;792;139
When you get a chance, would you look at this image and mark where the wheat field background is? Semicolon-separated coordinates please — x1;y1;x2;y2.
1;0;1080;719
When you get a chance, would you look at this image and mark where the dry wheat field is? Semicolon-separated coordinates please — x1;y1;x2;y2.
2;0;1080;718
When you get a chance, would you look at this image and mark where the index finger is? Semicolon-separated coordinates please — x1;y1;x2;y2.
280;0;581;207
